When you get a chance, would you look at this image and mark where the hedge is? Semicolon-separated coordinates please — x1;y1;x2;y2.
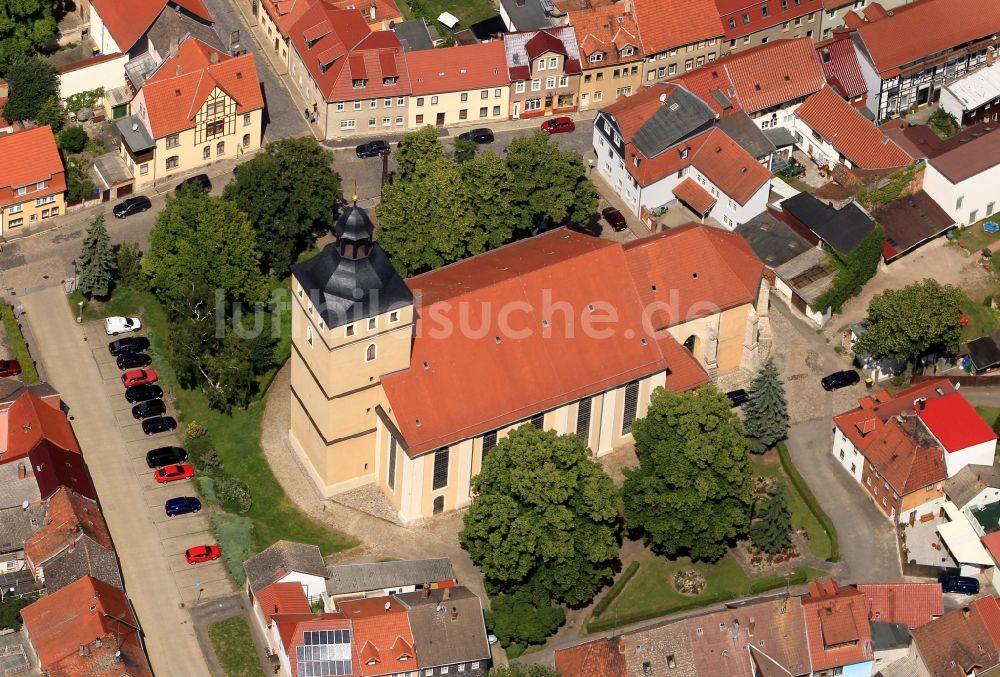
777;442;840;562
1;305;40;384
591;561;640;618
211;513;256;586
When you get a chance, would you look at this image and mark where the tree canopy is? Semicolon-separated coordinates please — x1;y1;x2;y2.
76;214;115;298
223;137;342;273
484;590;565;654
459;425;621;607
743;358;789;453
623;386;753;562
0;0;56;76
394;125;444;179
749;487;792;555
1;55;58;122
853;279;965;363
145;192;268;307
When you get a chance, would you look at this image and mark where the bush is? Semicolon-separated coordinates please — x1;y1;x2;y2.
591;561;640;618
485;590;565;650
195;476;217;504
216;473;253;514
1;305;39;384
211;513;255;585
0;598;31;631
57;126;88;153
186;420;207;439
777;443;840;562
115;242;144;288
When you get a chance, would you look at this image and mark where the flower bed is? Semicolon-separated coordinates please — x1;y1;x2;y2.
672;569;706;596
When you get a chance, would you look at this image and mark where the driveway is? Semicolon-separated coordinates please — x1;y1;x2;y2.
17;286;220;675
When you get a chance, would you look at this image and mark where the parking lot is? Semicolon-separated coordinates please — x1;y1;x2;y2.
85;322;233;605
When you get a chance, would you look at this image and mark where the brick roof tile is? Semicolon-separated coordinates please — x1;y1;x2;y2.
407;42;508;95
555;637;626;677
0;126;64;194
855;583;944;629
632;0;723;54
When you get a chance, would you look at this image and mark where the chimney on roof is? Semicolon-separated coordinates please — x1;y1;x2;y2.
451;606;458;621
371;1;377;17
915;397;926;411
210;51;220;64
17;464;25;480
79;644;88;657
94;638;102;649
963;606;971;619
175;64;183;76
384;601;392;611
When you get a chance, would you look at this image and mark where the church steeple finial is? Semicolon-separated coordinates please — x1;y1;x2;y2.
334;195;374;260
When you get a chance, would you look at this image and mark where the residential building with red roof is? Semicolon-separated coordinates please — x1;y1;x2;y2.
851;0;1000;120
555;636;627;676
287;200;772;520
801;579;874;675
405;42;510;128
117;36;264;189
21;575;151;677
287;2;411;138
503;27;581;119
939;62;1000;127
792;85;911;172
631;0;724;85
911;598;1000;677
594;82;772;227
568;2;644;110
0;126;65;237
816;36;867;105
716;0;823;53
855;582;944;628
831;379;995;523
923;126;1000;227
818;0;913;42
84;0;213;56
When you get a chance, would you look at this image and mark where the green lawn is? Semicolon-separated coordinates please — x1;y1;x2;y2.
68;287;355;556
955;215;1000;253
402;0;497;29
208;616;264;677
750;452;832;559
959;292;999;342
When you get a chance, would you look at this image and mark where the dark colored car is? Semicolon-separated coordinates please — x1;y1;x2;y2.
125;384;163;404
142;416;177;435
175;174;211;193
458;128;494;144
356;140;390;158
112;196;152;219
0;360;21;377
601;207;628;232
132;399;166;419
116;352;152;370
540;117;575;134
108;337;151;356
821;370;861;391
727;389;749;406
938;574;980;594
146;446;188;468
165;496;202;517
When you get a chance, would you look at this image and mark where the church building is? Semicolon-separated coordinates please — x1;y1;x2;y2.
289;205;770;523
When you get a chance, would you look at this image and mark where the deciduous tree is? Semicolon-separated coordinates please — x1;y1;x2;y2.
460;425;621;607
115;241;144;288
394;125;444;179
453;136;478;163
853;279;965;363
623;386;753;562
1;56;58;122
461;151;519;252
749;487;792;555
223;137;342;273
743;358;789;453
76;214;115;299
0;0;56;76
485;590;565;655
57;125;88;153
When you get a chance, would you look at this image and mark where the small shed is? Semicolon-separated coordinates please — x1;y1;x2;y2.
966;335;1000;372
437;11;460;28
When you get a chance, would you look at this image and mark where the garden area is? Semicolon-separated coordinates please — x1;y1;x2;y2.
398;0;498;31
954;215;1000;255
208;616;264;677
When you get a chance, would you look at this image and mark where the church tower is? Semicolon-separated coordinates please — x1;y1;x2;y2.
288;202;414;496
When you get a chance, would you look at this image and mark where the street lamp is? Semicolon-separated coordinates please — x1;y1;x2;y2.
78;301;84;324
587;158;595;176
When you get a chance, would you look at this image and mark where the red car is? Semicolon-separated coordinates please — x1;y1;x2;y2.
601;207;628;232
0;360;22;377
541;117;575;134
122;368;158;388
184;544;221;565
153;464;194;484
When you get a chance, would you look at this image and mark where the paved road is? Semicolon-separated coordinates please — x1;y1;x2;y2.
18;286;215;676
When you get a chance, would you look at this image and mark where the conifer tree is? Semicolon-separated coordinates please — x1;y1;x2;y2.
749;488;792;554
743;358;789;453
77;214;116;298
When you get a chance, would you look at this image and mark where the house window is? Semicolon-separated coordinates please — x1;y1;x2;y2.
480;89;488;99
306;325;314;347
495;88;501;97
387;438;397;490
368;118;376;128
336;102;345;112
761;5;769;15
525;99;541;110
383;117;391;127
166;133;180;149
685;59;694;71
395;116;403;125
988;201;996;215
353;101;362;110
743;12;750;23
459;109;468;120
242;133;250;147
243;113;251;126
559;75;568;87
482;431;498;458
530;413;544;429
368;317;377;330
7;204;21;214
620;46;633;57
385;98;392;107
531;79;541;91
365;343;376;361
398;97;405;106
166;156;179;169
432;447;449;489
516;81;525;93
433;496;444;514
207;120;225;136
622;380;640;434
589;52;604;63
431;96;438;104
729;18;736;28
548;57;557;68
140;164;148;176
346;324;356;337
35;181;45;190
480;107;488;117
538;59;547;71
546;77;556;89
576;398;592;443
7;218;22;228
668;64;677;75
341;119;356;129
957;196;964;209
416;115;423;124
461;92;468;102
493;105;500;116
203;146;211;160
369;99;377;109
216;141;225;156
15;187;26;196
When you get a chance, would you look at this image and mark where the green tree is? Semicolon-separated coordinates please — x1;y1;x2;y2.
749;487;792;555
76;214;115;298
115;241;144;288
376;154;476;276
461;151;519;252
201;328;256;412
488;667;559;677
34;95;64;131
459;425;621;607
453;136;478;163
1;56;58;122
145;192;268;306
57;125;88;153
223;137;342;273
485;590;565;655
743;358;789;453
810;225;883;313
0;0;56;76
505;132;598;232
65;156;95;202
0;597;30;631
623;386;753;562
394;125;444;179
853;279;965;363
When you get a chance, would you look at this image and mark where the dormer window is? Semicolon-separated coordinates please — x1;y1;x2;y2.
383;76;397;85
353;78;367;88
589;52;604;63
620;46;634;57
680;147;689;159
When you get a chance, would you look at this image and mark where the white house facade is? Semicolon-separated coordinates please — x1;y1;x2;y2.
923;141;1000;227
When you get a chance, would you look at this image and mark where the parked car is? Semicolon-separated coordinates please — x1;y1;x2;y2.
540;117;575;134
820;370;861;391
104;316;142;336
601;207;628;232
122;368;157;387
142;416;177;435
458;128;495;144
184;544;221;565
116;352;152;370
132;399;166;419
356;140;390;158
0;360;21;377
112;196;152;219
175;174;211;193
108;337;150;356
125;384;163;404
165;496;202;517
153;463;193;483
938;574;980;594
726;389;749;406
146;445;188;468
